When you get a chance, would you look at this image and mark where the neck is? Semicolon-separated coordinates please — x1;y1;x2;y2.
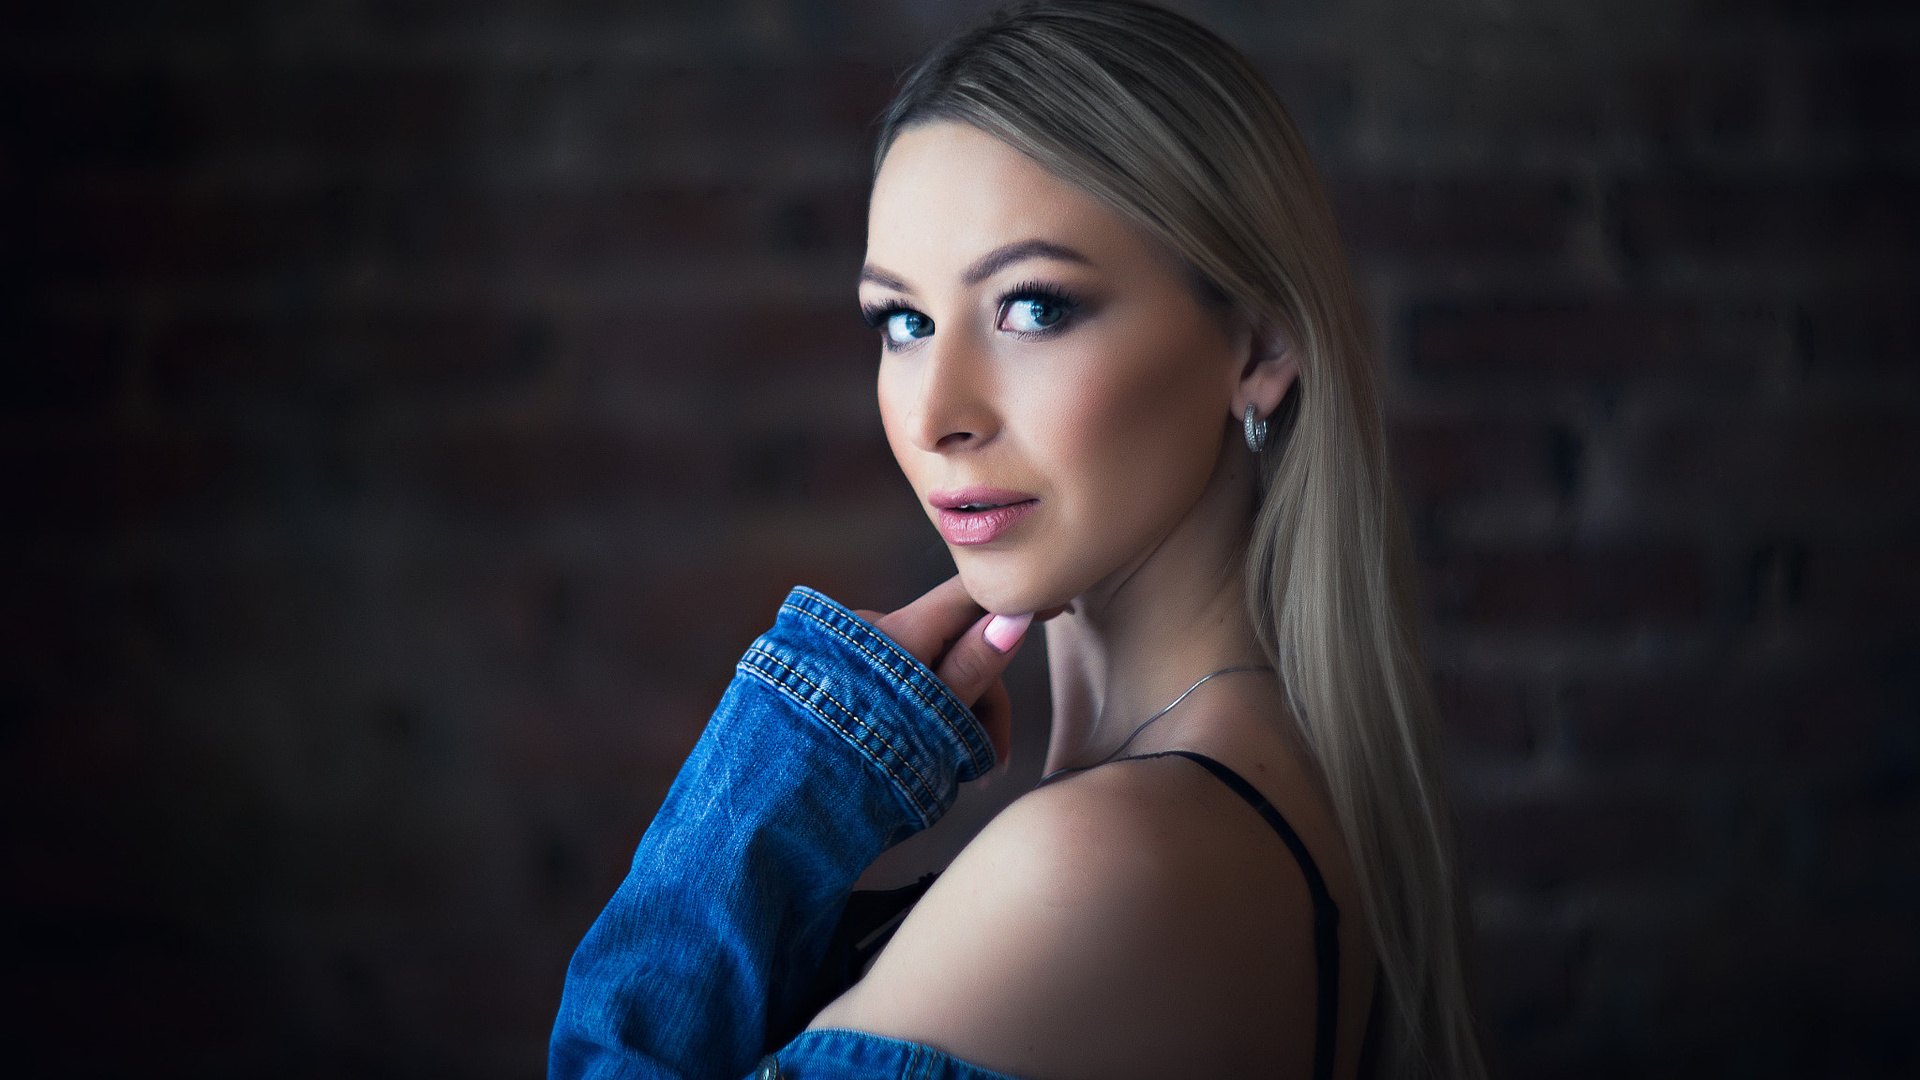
1040;430;1272;775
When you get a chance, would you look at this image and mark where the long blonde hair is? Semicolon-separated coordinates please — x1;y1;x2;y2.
874;3;1485;1077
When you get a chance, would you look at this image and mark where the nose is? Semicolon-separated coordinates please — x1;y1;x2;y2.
900;327;1001;455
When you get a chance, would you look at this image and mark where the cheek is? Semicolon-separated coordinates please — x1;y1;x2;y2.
1040;338;1223;502
876;364;920;477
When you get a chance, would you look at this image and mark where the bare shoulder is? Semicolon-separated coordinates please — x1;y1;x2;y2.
808;755;1326;1080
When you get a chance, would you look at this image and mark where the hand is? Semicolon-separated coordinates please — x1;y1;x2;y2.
855;576;1033;768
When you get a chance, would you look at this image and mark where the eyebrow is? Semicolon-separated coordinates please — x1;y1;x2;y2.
858;238;1093;294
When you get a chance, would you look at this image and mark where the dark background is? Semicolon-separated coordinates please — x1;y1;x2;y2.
3;0;1916;1076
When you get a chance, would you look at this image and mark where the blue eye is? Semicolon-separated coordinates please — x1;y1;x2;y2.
883;310;933;345
996;284;1081;335
1002;297;1065;332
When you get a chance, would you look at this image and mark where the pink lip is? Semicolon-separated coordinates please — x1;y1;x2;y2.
929;487;1039;546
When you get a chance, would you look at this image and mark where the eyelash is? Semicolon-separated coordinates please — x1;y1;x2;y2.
857;281;1085;350
858;299;917;332
997;280;1082;337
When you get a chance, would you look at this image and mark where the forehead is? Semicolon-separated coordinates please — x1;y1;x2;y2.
866;121;1139;276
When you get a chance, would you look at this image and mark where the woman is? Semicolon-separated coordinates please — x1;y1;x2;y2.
551;3;1485;1078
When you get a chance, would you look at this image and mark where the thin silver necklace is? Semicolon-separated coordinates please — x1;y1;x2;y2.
1038;665;1276;784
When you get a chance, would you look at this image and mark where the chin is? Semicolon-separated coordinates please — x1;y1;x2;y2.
952;549;1078;617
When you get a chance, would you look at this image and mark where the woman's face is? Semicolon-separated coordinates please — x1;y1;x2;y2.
863;121;1250;616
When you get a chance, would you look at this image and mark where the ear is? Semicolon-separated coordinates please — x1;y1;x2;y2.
1229;318;1299;426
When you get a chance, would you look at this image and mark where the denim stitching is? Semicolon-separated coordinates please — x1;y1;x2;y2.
739;649;938;822
780;594;959;713
735;656;933;824
781;591;993;768
781;603;949;719
786;587;908;663
779;602;991;774
739;648;932;800
786;589;975;720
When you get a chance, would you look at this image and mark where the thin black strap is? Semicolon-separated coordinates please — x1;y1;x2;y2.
1120;750;1340;1080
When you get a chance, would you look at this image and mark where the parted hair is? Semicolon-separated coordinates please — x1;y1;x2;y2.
872;3;1487;1077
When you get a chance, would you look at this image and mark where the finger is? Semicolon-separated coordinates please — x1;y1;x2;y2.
872;575;983;666
935;610;1031;709
972;676;1013;767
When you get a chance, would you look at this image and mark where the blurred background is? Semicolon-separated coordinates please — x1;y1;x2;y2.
2;0;1915;1076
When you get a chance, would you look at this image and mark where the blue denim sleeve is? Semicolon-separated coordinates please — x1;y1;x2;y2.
759;1029;1020;1079
549;586;1003;1080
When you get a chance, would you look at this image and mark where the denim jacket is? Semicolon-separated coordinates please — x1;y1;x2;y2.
550;586;1022;1080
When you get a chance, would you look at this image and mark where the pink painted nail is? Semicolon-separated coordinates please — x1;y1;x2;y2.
983;612;1033;653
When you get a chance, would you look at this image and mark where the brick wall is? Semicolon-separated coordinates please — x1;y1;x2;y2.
3;1;1914;1076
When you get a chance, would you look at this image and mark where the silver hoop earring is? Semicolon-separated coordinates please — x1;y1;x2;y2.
1244;404;1268;453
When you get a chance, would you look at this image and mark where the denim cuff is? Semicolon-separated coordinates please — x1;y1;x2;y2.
738;586;997;829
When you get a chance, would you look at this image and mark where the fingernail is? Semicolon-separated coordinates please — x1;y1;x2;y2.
983;612;1033;653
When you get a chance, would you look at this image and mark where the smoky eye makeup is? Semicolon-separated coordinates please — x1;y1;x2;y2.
858;298;909;330
860;299;934;350
994;279;1085;337
858;276;1090;352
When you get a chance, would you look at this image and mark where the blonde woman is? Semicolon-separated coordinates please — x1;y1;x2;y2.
551;3;1485;1078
